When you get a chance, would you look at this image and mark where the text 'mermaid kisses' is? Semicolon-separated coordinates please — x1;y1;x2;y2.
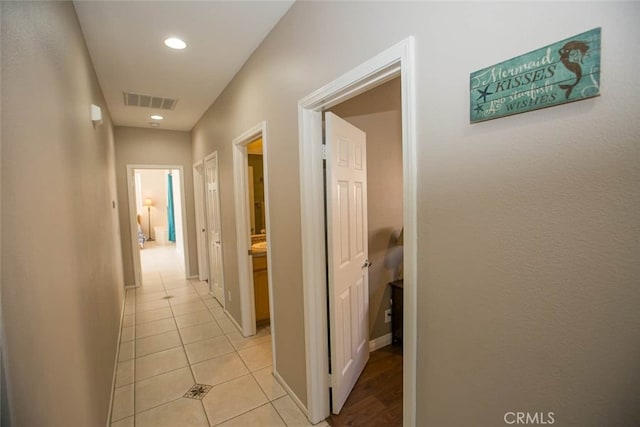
473;47;558;115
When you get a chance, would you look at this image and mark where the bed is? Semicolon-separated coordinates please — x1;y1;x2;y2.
137;214;146;248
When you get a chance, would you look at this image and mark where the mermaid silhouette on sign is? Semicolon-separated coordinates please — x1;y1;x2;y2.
558;40;590;99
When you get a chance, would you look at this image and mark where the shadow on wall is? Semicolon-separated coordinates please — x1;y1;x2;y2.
369;226;402;336
2;356;10;426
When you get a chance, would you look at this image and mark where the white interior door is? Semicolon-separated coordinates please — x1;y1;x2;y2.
193;162;208;281
325;112;370;414
205;153;225;305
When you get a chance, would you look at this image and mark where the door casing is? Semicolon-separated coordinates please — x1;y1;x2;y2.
232;121;277;352
298;37;417;425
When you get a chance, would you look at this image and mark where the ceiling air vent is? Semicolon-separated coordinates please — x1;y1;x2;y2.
123;92;177;110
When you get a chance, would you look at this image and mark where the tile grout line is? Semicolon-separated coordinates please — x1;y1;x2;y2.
190;278;227;427
215;314;277;425
113;290;128;425
271;400;291;427
112;288;137;426
134;249;175;426
134;246;288;426
175;275;272;426
162;275;215;427
133;308;243;359
213;401;287;427
195;283;230;426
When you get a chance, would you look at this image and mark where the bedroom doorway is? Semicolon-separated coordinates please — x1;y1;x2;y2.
126;165;191;286
297;38;416;425
324;78;404;424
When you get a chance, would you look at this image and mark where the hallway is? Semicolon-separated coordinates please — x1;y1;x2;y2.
4;2;640;426
111;244;322;426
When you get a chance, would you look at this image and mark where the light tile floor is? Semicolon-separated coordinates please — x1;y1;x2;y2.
111;243;327;426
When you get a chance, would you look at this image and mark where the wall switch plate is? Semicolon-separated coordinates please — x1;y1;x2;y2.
385;308;392;324
228;291;231;302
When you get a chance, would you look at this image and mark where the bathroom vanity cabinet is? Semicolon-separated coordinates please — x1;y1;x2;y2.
252;254;270;322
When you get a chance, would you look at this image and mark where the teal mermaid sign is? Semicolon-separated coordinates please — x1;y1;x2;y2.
470;28;601;123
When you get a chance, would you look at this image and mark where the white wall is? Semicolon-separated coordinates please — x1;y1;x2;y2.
1;2;124;425
192;2;640;425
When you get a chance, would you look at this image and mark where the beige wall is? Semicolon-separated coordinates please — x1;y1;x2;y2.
329;78;403;341
193;2;640;425
114;126;196;285
0;1;4;423
1;2;124;425
137;169;169;239
0;1;5;424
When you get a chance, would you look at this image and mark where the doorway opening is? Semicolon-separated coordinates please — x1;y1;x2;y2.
232;121;276;343
298;37;416;425
126;165;191;286
324;77;404;424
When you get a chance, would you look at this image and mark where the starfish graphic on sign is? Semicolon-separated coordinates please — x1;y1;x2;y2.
476;85;493;103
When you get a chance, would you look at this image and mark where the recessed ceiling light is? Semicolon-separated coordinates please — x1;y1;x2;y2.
150;115;163;120
164;37;186;50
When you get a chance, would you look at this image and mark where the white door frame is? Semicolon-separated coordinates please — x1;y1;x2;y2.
126;164;192;286
232;121;276;342
193;160;208;281
298;37;416;425
203;151;225;306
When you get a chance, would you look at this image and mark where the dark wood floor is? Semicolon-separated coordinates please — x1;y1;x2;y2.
327;344;403;427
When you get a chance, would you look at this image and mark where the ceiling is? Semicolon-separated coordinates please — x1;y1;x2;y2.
74;1;295;132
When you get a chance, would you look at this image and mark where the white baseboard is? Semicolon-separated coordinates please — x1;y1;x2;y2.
106;290;127;426
225;309;243;335
369;333;392;352
187;275;198;280
273;370;309;418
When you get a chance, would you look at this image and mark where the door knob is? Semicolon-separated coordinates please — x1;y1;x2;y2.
362;260;372;269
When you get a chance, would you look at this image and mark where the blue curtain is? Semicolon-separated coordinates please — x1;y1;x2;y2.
167;173;176;242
